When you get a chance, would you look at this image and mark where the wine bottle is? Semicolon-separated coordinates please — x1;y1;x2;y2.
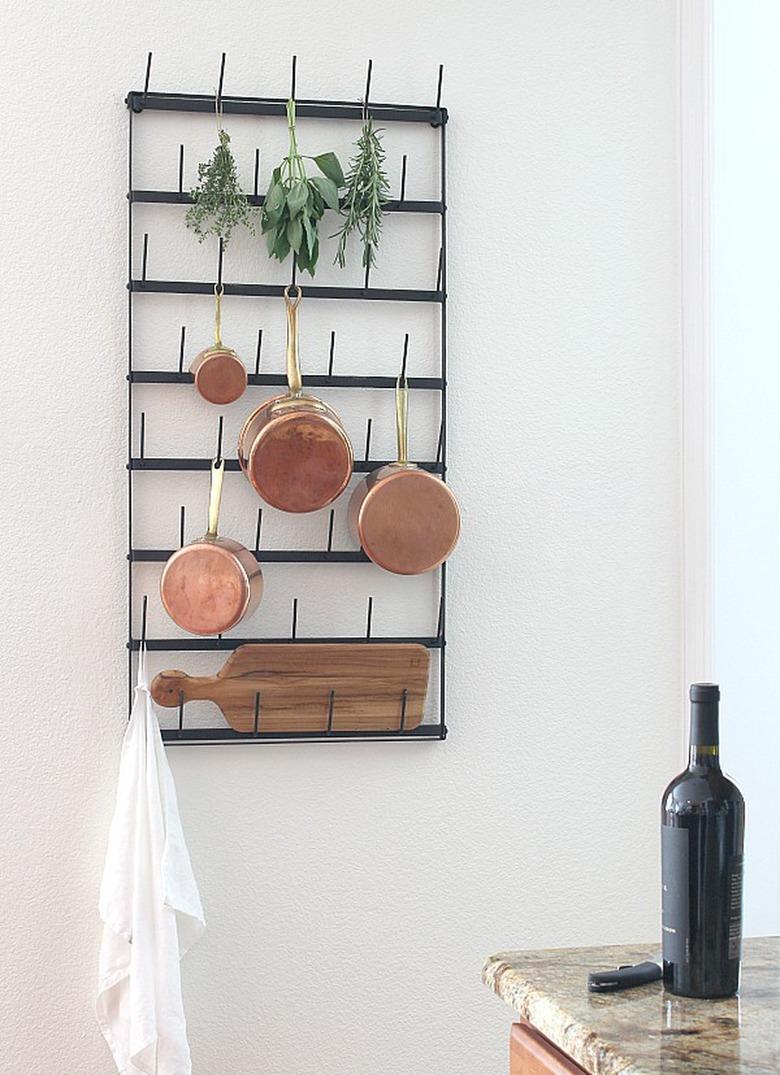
661;683;745;997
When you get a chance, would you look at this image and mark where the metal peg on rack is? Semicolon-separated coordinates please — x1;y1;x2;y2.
399;155;408;202
216;52;226;110
253;149;260;197
177;144;185;195
253;692;261;735
254;508;263;552
141;233;149;281
254;329;264;375
179;505;186;548
131;51;153;112
328;331;336;376
178;325;187;373
214;415;224;462
290;54;297;99
363;417;373;460
435;64;444;110
362;58;373;120
140;594;149;647
216;237;224;288
178;691;185;737
326;510;335;552
291;598;298;639
399;688;408;733
326;689;335;734
139;412;146;458
365;596;373;639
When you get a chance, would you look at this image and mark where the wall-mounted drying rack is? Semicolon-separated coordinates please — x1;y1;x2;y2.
126;52;450;745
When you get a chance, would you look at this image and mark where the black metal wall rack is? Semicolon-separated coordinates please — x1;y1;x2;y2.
127;53;449;745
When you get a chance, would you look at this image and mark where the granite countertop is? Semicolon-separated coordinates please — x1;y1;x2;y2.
482;937;779;1075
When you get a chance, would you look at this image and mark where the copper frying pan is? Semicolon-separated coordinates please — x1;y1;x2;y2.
237;286;353;513
348;369;460;575
190;285;248;405
160;458;263;634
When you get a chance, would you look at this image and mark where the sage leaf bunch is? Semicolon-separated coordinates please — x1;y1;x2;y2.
261;99;345;276
186;128;256;247
333;117;390;270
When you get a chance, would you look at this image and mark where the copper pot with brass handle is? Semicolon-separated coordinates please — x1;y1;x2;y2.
190;285;248;405
160;458;263;634
237;286;353;513
348;368;460;575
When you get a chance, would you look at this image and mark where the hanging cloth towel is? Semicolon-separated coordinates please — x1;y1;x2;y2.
96;646;205;1075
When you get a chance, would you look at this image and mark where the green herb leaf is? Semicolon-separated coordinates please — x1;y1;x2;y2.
286;180;308;216
313;152;345;187
310;176;340;212
286;216;303;251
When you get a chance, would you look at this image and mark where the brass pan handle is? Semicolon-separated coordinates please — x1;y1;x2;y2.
206;457;225;539
214;284;224;348
395;366;409;465
284;284;303;396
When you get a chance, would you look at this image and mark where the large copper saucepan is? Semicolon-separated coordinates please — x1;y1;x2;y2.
348;367;460;575
160;458;263;634
237;286;353;512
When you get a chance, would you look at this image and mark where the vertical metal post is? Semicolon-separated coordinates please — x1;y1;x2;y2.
127;104;134;713
438;114;448;738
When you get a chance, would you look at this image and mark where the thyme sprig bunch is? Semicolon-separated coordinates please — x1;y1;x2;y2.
333;116;390;270
261;99;345;276
186;127;256;247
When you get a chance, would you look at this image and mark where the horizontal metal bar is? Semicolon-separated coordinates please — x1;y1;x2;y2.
128;371;444;390
128;457;444;474
161;724;446;744
129;636;443;651
126;91;447;126
130;549;369;563
129;280;443;303
129;190;444;215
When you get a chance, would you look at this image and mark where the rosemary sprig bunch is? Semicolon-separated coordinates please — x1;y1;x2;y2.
186;128;256;247
334;117;390;270
261;99;345;276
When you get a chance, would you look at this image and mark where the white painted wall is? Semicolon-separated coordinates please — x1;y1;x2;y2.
712;0;780;936
0;3;681;1073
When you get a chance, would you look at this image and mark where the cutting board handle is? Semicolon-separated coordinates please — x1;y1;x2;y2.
151;669;222;708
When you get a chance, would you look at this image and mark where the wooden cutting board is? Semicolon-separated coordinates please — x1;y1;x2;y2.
150;643;430;733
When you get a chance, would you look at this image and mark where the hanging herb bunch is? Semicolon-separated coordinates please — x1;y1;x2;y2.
334;114;390;270
186;121;256;247
261;99;345;276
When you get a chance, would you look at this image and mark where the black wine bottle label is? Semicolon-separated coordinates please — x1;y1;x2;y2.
727;855;743;960
661;825;689;963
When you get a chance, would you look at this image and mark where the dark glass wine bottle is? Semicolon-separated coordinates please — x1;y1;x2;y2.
661;684;745;997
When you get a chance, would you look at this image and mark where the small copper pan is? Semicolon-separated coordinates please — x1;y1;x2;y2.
190;285;248;405
349;367;460;575
160;458;263;635
237;286;353;513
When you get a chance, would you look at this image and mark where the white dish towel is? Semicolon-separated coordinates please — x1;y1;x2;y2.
96;648;205;1075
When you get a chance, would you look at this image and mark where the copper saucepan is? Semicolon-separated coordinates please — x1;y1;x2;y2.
160;458;263;634
237;286;353;513
190;285;248;405
348;368;460;575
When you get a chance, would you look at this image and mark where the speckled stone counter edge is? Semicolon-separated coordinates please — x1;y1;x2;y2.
482;955;640;1075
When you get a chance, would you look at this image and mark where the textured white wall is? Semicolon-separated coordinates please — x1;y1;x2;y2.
0;2;681;1073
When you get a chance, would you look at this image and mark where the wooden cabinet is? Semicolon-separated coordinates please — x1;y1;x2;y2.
510;1022;587;1074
